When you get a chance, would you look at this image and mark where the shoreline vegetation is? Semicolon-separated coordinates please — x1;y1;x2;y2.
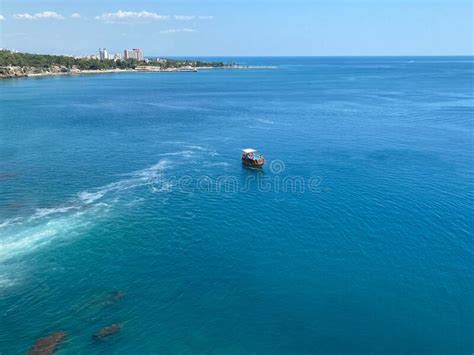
0;50;276;79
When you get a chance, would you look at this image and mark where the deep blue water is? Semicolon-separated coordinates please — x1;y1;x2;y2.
0;57;473;354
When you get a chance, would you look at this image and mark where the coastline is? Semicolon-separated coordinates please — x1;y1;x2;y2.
0;65;277;79
26;68;136;78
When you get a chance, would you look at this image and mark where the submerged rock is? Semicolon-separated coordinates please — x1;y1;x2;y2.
73;290;126;322
87;290;125;307
27;331;66;355
108;291;125;303
100;291;126;307
0;172;17;180
6;203;24;209
93;323;123;339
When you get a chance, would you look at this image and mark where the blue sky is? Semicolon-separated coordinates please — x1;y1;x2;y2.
0;0;472;56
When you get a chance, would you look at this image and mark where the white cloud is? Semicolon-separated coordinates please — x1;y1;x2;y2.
160;28;196;34
71;13;81;19
174;15;195;21
13;11;64;20
0;14;5;21
95;10;169;23
13;13;35;20
198;16;214;20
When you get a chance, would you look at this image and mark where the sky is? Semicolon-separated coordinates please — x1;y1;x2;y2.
0;0;472;56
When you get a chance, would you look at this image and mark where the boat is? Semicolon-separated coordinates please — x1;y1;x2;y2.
241;148;265;167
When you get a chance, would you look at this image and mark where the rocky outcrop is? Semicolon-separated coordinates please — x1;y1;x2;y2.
0;66;34;78
93;323;123;339
0;65;75;78
27;331;66;355
107;290;125;303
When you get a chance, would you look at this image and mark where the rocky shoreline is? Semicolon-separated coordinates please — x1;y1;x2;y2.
0;64;277;79
0;65;179;79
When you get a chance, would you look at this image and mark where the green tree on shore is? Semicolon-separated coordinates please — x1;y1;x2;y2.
0;50;226;71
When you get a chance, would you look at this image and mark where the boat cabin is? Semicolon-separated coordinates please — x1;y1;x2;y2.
241;148;265;167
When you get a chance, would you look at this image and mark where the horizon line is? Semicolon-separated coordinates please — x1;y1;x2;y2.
162;54;474;58
3;49;473;58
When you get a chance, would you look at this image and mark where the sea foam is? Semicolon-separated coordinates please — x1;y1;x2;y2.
0;159;171;267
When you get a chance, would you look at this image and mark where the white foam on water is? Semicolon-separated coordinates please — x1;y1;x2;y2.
158;143;219;158
0;209;101;291
188;145;219;156
257;118;274;124
0;217;24;229
149;180;174;193
0;159;172;288
78;159;171;204
125;197;145;207
133;159;171;178
204;162;230;167
77;191;106;204
159;150;195;158
0;210;92;261
163;140;188;145
30;206;80;220
185;145;208;151
0;274;17;289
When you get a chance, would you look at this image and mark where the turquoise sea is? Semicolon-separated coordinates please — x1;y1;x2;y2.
0;57;473;354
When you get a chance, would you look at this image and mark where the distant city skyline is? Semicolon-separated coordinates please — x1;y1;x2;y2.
0;0;472;56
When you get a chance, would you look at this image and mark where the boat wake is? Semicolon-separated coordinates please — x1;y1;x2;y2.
78;160;171;205
257;118;275;124
0;206;99;261
0;159;172;287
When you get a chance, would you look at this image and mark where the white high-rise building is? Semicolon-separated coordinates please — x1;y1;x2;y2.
133;48;144;61
99;48;109;61
123;49;132;59
123;48;144;61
